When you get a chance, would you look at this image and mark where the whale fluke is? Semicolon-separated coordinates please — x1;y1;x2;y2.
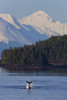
26;80;33;89
26;81;32;84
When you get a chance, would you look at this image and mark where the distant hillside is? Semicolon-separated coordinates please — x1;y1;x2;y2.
1;35;67;66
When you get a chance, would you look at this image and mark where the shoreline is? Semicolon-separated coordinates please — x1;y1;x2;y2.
0;64;67;72
0;64;52;71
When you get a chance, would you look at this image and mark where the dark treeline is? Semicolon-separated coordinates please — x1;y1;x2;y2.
1;35;67;66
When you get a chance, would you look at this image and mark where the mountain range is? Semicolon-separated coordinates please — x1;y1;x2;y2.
0;10;67;56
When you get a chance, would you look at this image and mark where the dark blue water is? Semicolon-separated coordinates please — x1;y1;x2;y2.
0;67;67;100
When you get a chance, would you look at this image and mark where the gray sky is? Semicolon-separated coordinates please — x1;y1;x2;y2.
0;0;67;23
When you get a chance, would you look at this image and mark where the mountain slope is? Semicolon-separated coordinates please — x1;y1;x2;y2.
19;10;67;36
0;17;30;44
0;17;32;56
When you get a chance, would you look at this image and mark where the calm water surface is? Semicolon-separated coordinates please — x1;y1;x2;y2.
0;67;67;100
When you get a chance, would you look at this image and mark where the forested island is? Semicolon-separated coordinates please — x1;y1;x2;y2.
1;35;67;71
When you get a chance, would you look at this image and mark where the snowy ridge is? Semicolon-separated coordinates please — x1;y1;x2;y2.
19;10;67;36
0;14;21;29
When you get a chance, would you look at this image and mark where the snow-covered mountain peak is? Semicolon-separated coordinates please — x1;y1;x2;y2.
19;10;67;36
0;14;21;29
34;10;53;21
19;10;52;24
36;10;45;14
19;10;53;35
33;10;49;17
